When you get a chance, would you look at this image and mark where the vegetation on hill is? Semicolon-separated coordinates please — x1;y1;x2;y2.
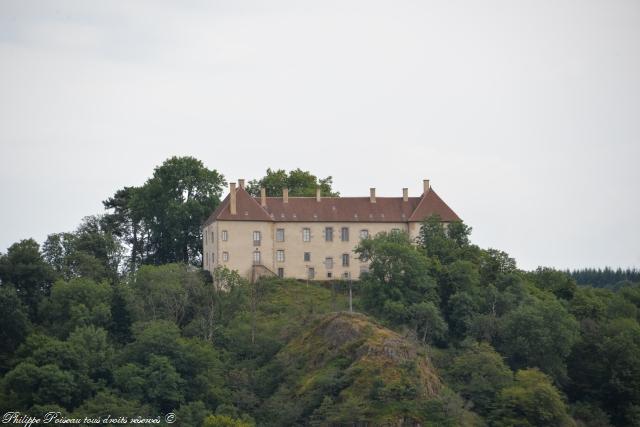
568;267;640;290
1;157;639;426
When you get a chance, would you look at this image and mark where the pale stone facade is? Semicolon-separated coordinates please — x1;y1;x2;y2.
202;180;459;281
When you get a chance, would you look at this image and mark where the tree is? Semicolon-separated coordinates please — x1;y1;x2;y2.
0;286;30;370
103;156;225;266
187;267;247;343
43;216;124;282
491;368;573;427
409;301;447;344
418;215;477;265
356;231;438;321
245;168;338;197
0;239;55;319
129;264;202;326
497;298;579;384
529;268;577;300
446;342;513;416
40;278;112;338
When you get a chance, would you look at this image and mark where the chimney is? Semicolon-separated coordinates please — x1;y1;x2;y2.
238;179;245;189
260;187;267;207
229;182;237;215
316;187;321;202
402;188;408;202
283;188;289;203
423;179;430;194
370;188;376;203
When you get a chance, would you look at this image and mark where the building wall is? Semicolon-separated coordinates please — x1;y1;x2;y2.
203;220;425;281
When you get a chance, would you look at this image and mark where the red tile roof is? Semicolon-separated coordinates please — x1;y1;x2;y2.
203;186;460;226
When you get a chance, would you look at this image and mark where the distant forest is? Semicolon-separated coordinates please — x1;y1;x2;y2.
568;268;640;290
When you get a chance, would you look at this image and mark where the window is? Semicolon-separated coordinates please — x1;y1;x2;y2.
341;227;349;241
360;229;369;239
222;251;229;262
253;251;261;264
343;272;350;279
211;252;214;262
303;228;311;242
277;268;284;278
211;231;214;242
308;267;315;280
276;250;285;262
303;252;311;262
253;231;261;246
205;252;208;266
391;228;400;233
325;257;333;269
222;230;228;241
327;272;333;279
325;227;333;242
342;253;350;267
276;228;285;242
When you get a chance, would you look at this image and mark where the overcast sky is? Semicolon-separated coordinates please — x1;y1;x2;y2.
0;0;638;270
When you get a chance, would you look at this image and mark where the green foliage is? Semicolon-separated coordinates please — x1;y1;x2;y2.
4;160;640;426
0;285;30;370
497;297;579;384
0;238;55;319
203;414;255;427
245;168;338;197
445;342;513;416
529;267;578;300
356;231;438;324
491;368;573;427
40;278;112;337
569;267;640;290
43;215;124;282
103;156;225;266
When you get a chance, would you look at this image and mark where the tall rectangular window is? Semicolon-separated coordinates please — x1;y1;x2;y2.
303;228;311;242
325;257;333;269
222;230;228;241
308;267;315;279
276;250;285;262
276;228;285;242
211;231;214;242
360;229;369;239
342;253;350;267
325;227;333;242
303;252;311;262
253;231;261;246
253;251;261;264
341;227;349;241
222;251;229;262
277;268;284;278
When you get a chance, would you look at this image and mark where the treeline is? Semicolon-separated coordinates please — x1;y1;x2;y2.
568;267;640;290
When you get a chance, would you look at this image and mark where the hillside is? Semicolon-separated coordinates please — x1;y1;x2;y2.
257;312;446;426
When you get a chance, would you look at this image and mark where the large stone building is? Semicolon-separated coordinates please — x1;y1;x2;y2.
202;179;460;281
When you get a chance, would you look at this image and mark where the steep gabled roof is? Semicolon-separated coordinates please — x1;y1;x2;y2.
203;186;460;225
203;186;272;226
408;189;460;222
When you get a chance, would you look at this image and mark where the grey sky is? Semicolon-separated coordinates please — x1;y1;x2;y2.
1;0;638;270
